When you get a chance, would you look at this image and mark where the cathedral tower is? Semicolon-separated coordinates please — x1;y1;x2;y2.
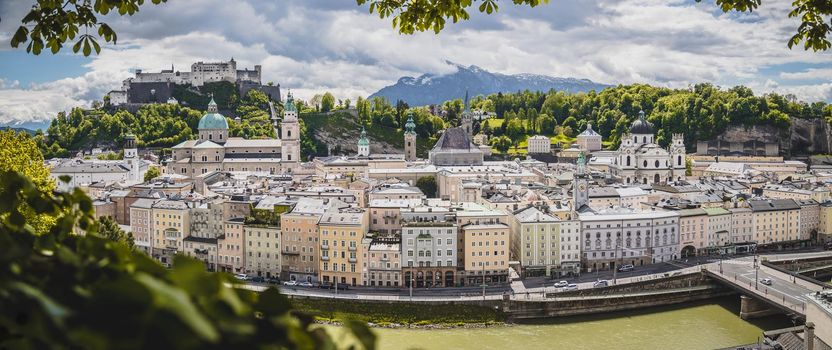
281;91;301;168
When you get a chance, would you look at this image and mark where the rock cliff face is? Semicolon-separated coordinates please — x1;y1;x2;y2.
790;118;832;155
711;118;832;156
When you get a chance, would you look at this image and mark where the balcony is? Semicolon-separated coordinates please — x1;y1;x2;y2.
321;244;329;250
348;246;357;251
348;257;357;263
281;250;300;256
321;256;330;261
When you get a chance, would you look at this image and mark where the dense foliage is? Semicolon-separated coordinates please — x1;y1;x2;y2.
415;176;437;198
37;89;278;158
0;171;374;350
464;83;832;148
0;130;56;234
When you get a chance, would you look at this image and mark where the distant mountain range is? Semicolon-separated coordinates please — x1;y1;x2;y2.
370;62;611;106
1;126;38;135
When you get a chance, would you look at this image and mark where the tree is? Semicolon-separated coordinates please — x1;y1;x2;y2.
144;166;161;182
415;176;437;198
321;92;336;112
0;170;375;350
11;0;832;56
490;135;512;153
0;130;56;234
97;215;135;250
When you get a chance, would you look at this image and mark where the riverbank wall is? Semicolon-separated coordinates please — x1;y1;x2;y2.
289;272;736;323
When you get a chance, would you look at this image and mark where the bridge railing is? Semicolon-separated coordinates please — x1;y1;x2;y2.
706;268;806;316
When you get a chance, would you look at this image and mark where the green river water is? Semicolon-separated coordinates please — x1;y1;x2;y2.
329;297;793;350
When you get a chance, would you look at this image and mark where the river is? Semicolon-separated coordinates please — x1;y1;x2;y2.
331;297;793;350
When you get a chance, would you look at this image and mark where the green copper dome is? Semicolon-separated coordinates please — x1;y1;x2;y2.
198;97;229;130
358;126;369;146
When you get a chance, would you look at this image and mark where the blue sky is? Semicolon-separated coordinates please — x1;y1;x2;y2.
1;0;832;127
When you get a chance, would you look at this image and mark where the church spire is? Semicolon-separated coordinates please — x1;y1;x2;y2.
464;89;470;112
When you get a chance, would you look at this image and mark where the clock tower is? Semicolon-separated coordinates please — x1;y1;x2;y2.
574;152;590;210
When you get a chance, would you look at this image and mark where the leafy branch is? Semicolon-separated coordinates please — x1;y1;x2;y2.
10;0;166;56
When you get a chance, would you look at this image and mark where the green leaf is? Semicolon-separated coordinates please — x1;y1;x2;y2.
343;319;376;350
135;273;220;343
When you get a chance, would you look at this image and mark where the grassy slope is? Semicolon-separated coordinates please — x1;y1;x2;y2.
292;298;505;326
302;112;432;157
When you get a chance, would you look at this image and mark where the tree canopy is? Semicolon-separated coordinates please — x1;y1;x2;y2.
10;0;832;55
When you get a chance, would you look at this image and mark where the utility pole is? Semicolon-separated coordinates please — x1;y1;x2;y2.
613;244;618;284
409;267;414;301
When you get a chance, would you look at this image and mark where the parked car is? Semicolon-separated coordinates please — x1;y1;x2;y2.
318;282;333;289
299;281;314;288
250;276;265;283
593;280;609;288
336;283;350;290
553;280;569;288
266;277;281;284
565;284;579;291
283;280;298;286
760;278;773;286
617;264;634;272
234;273;249;281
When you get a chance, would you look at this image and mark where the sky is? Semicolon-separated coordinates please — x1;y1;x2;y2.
1;0;831;128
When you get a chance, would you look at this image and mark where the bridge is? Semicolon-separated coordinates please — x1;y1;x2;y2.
702;252;832;320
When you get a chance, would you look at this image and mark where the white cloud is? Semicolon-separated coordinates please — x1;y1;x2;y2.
2;0;832;125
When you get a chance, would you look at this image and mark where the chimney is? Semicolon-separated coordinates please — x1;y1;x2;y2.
805;322;815;350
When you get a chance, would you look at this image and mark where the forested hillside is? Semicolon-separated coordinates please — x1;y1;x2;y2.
460;83;828;151
36;89;280;158
34;82;832;159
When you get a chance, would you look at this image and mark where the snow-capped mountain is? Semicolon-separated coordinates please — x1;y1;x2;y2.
370;62;611;106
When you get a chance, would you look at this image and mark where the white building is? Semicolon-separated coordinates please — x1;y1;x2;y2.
609;111;686;185
578;207;680;271
577;122;603;152
527;135;551;154
400;221;459;287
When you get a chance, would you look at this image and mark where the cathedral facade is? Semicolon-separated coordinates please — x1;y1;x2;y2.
168;94;300;178
609;111;686;185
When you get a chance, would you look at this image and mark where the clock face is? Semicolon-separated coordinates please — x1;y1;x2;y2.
579;184;586;191
677;149;683;154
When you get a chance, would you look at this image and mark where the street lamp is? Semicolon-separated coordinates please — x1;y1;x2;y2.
480;263;488;300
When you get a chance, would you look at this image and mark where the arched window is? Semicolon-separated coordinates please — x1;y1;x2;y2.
634;136;637;143
626;156;631;166
677;155;682;166
643;160;648;168
655;160;660;168
642;136;647;143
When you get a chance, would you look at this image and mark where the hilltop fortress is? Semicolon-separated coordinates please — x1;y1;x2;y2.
107;58;280;106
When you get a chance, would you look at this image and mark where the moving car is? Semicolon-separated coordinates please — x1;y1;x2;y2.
283;280;298;286
617;264;634;272
266;277;281;284
250;276;265;283
565;284;579;291
234;273;249;281
299;281;314;288
593;280;610;288
553;280;569;288
760;278;773;286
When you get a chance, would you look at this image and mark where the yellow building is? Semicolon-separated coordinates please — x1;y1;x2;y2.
462;223;511;285
819;203;832;243
749;199;801;245
318;210;369;286
244;224;281;278
151;200;190;267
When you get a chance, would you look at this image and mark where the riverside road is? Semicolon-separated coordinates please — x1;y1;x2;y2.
241;249;832;301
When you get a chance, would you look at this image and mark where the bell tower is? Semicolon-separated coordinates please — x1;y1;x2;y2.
573;152;590;210
281;91;301;168
404;111;417;161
